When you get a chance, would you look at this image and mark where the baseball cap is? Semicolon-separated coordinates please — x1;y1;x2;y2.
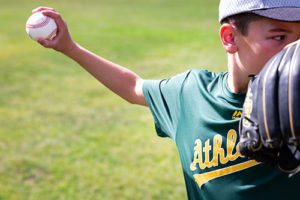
219;0;300;23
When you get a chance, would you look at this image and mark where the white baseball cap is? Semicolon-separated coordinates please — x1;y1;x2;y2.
219;0;300;23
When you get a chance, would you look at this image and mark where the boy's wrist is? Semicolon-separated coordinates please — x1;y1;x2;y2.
62;41;80;58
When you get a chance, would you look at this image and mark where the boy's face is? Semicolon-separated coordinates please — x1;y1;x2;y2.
235;18;300;75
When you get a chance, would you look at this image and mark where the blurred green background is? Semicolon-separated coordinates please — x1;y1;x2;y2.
0;0;226;199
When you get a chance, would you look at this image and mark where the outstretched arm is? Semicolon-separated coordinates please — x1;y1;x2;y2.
34;7;147;106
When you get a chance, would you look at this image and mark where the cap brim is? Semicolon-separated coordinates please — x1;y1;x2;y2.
252;7;300;22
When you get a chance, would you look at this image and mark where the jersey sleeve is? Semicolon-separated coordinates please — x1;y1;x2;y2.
142;70;191;141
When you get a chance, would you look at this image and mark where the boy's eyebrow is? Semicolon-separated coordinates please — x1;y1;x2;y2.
269;28;292;33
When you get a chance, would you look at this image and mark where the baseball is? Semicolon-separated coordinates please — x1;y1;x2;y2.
26;12;57;41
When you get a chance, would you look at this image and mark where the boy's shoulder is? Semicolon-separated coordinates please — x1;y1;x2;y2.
188;68;225;79
182;68;227;87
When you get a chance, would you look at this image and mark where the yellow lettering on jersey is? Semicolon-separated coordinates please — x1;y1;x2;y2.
190;130;242;171
232;110;242;119
203;140;212;168
190;129;259;188
193;160;260;188
212;134;225;165
227;129;242;161
190;129;255;188
190;139;204;171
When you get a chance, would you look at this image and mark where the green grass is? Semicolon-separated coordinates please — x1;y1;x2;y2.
0;0;226;199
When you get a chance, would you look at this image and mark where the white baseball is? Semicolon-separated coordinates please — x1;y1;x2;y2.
26;12;57;41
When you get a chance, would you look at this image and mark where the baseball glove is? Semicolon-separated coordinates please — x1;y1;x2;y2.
239;40;300;176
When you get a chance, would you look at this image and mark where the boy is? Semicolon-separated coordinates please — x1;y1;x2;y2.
35;0;300;199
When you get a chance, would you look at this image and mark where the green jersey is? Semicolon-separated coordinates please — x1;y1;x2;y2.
143;69;300;200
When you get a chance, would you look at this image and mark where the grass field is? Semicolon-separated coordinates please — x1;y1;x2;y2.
0;0;226;199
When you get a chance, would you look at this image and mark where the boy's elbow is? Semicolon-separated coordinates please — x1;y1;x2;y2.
127;95;147;106
125;91;147;106
127;79;147;106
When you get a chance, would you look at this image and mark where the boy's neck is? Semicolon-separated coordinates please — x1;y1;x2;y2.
227;58;250;94
227;73;248;93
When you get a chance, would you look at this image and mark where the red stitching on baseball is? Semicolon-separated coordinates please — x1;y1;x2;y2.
47;28;57;40
26;16;50;29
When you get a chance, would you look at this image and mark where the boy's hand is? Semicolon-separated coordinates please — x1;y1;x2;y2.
33;7;76;54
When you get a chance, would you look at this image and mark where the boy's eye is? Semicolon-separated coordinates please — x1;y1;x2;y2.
272;35;286;41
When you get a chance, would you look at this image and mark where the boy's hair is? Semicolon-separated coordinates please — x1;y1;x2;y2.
221;13;263;36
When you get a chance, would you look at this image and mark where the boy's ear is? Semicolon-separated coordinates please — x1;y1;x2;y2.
220;23;238;54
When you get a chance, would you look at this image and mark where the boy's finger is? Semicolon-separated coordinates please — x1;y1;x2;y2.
32;7;55;13
41;11;66;29
37;38;48;47
37;38;54;49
